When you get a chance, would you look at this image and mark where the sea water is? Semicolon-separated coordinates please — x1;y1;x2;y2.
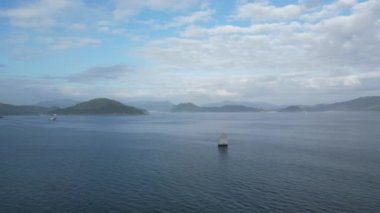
1;112;379;212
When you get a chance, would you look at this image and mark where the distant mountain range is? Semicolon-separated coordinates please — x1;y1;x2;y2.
1;96;380;115
171;103;262;112
0;98;146;115
280;96;380;112
202;101;285;110
172;96;380;113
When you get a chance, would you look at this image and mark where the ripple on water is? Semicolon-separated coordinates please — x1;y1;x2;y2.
1;113;380;212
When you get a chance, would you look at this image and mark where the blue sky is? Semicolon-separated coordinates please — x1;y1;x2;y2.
0;0;379;105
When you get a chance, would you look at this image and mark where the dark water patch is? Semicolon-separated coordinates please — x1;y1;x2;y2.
1;113;380;212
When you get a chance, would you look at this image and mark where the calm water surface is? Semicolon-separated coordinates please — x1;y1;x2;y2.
1;112;380;212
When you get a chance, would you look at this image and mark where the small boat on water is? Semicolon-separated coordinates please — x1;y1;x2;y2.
218;133;228;147
49;114;57;121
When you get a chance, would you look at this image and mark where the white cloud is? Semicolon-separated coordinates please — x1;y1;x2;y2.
154;9;214;29
181;22;301;37
303;0;380;69
235;1;302;22
301;0;357;21
137;31;307;72
130;0;380;103
4;36;101;59
0;0;81;28
138;0;380;72
66;23;88;30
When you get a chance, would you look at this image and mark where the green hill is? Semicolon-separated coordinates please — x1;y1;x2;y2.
0;103;54;115
53;98;147;115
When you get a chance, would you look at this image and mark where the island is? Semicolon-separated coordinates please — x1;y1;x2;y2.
53;98;147;115
278;96;380;112
0;103;56;115
171;103;262;112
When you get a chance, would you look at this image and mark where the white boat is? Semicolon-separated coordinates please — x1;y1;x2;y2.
49;114;57;121
218;133;228;147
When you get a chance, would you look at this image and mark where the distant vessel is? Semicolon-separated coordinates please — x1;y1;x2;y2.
218;133;228;147
49;114;57;121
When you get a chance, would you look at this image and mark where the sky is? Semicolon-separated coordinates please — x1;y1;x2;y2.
0;0;379;105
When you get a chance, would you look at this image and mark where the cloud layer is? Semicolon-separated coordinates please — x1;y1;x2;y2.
0;0;379;105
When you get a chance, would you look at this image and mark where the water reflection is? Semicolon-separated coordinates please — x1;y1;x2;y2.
218;146;228;163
